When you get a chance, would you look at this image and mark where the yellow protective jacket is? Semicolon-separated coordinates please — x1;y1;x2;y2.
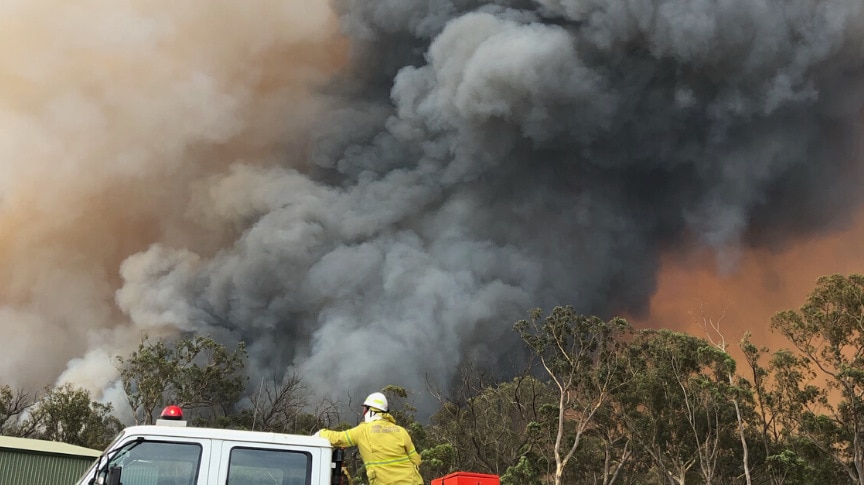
319;414;422;485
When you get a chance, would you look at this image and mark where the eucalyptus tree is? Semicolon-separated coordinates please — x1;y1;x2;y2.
621;330;745;485
25;383;122;449
515;306;632;485
115;334;247;425
740;335;838;484
771;273;864;484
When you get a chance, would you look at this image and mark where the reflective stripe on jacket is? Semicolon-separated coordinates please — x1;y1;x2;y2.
319;414;422;485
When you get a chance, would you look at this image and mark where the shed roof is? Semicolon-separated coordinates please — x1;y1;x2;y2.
0;436;101;458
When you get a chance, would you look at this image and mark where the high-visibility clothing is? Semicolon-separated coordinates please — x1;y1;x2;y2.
319;413;422;485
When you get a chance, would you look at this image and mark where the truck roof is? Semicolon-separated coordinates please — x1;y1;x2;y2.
116;424;333;449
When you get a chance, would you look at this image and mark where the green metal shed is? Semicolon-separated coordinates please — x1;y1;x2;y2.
0;435;101;485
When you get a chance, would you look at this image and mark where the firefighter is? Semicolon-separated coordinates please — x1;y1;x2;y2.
317;392;423;485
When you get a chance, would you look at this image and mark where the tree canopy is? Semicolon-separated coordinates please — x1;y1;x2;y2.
114;334;247;425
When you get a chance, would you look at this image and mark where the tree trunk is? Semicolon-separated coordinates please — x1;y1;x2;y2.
854;421;864;485
729;371;752;485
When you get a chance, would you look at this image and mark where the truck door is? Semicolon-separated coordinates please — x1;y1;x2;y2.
216;441;319;485
87;437;212;485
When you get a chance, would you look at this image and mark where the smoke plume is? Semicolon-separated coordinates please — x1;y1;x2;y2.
4;0;864;418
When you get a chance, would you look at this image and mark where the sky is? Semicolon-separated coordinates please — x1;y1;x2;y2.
2;0;864;420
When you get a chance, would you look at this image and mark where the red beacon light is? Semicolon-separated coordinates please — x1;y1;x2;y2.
156;405;186;426
161;405;183;420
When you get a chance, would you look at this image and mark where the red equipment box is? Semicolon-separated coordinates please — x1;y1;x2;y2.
431;472;500;485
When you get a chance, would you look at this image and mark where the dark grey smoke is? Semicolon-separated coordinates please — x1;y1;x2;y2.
115;0;864;415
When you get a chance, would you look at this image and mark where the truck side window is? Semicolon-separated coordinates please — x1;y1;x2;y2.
102;441;202;485
226;447;311;485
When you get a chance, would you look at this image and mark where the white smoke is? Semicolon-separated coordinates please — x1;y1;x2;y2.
0;0;338;404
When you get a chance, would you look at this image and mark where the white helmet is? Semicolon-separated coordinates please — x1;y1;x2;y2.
363;392;389;412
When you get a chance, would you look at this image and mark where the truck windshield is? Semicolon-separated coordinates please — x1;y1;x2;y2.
95;440;202;485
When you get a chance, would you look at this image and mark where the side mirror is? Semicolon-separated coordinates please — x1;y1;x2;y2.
108;466;122;485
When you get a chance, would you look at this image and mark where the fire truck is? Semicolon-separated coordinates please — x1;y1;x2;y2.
76;406;500;485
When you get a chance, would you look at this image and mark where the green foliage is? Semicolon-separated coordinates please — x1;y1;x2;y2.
514;308;631;385
25;383;123;449
501;455;542;485
740;330;853;484
115;334;248;425
420;442;458;480
770;274;864;482
515;306;632;485
619;329;749;484
382;384;417;426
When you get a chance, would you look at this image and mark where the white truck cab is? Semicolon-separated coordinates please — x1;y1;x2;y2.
77;406;343;485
